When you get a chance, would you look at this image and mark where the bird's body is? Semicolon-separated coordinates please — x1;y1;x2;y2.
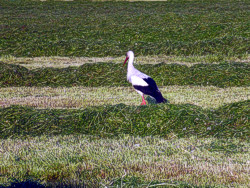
123;51;167;105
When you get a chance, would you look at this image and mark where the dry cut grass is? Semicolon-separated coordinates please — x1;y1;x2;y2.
0;86;249;109
0;135;249;187
1;55;249;69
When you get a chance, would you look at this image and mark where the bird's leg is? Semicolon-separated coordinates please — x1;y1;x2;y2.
141;95;146;105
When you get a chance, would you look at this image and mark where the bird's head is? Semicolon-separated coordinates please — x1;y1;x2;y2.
123;51;134;66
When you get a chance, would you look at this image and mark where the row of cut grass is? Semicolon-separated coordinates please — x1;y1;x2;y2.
0;100;249;139
0;86;249;109
1;62;249;87
1;135;249;187
0;0;249;57
1;55;249;69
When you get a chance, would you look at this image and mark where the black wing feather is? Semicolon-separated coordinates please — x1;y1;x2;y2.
143;77;159;91
133;77;167;103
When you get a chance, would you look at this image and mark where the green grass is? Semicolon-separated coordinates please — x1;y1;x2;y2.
0;0;249;58
1;62;249;87
0;100;249;139
0;135;249;187
0;86;249;109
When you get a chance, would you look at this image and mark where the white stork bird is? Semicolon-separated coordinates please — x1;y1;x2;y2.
123;51;168;105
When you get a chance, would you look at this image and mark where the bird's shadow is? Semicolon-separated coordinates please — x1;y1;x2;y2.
145;96;169;105
146;96;157;104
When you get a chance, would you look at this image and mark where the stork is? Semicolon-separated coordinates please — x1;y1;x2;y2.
123;51;168;105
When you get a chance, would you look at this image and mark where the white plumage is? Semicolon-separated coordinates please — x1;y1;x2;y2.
131;76;148;87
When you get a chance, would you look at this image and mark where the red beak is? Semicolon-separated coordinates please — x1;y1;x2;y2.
123;57;129;67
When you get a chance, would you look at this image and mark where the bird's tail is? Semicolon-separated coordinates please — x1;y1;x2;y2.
156;97;168;103
153;92;169;104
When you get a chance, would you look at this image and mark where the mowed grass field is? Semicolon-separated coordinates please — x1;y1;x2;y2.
0;0;249;187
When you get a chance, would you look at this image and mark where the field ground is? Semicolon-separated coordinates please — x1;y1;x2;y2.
1;135;249;187
0;87;249;187
0;0;249;187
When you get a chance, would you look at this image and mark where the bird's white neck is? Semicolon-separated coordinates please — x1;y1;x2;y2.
127;54;135;72
127;54;135;82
